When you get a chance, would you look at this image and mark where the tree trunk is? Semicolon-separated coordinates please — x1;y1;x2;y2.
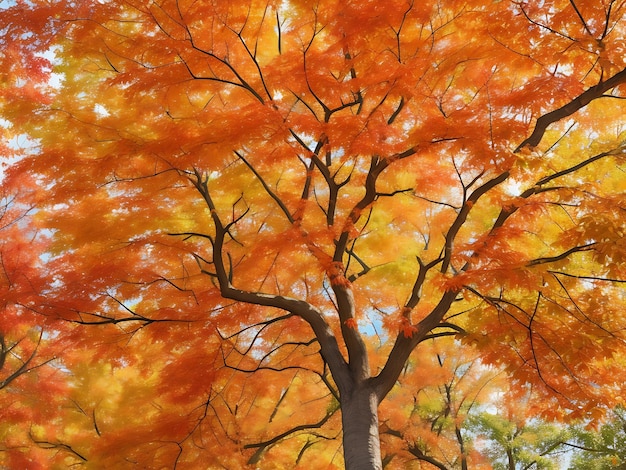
506;447;515;470
341;384;383;470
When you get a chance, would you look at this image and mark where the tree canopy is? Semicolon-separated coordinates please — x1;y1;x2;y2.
1;0;626;468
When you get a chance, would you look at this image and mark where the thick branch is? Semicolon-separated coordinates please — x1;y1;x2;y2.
406;257;443;310
372;290;459;401
331;280;369;381
516;67;626;151
442;171;510;272
327;156;391;382
333;156;389;260
190;169;352;393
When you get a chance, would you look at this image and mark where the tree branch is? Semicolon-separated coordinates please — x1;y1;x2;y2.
235;150;294;223
527;243;596;266
487;144;625;243
516;67;626;151
244;407;337;466
442;171;510;272
189;169;352;393
372;290;459;401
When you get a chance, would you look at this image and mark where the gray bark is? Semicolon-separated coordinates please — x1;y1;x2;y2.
341;384;383;470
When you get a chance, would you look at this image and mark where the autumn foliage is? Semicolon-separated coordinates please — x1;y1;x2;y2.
1;0;626;468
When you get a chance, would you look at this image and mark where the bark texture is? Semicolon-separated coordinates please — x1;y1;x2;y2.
341;385;382;470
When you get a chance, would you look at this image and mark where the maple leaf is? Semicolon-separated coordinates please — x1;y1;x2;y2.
2;0;626;469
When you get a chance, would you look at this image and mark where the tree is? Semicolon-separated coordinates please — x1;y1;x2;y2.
471;387;572;470
2;0;626;468
568;406;626;469
0;192;75;468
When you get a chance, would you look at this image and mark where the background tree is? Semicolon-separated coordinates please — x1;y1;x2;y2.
568;406;626;469
2;0;626;468
470;388;572;470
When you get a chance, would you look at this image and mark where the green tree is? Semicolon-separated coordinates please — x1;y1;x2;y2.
472;408;570;469
568;407;626;470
